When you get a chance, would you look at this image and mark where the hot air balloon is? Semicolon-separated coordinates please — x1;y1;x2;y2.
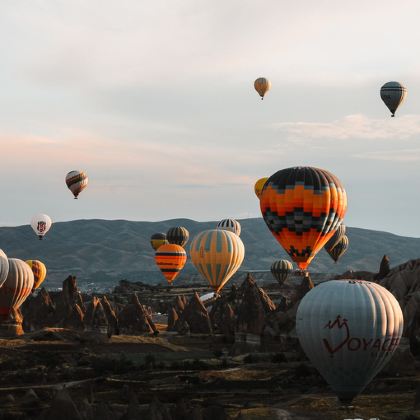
65;170;88;199
25;260;47;290
31;214;52;240
324;224;346;251
167;227;189;247
327;235;349;263
380;81;407;117
150;233;168;251
0;250;9;289
0;259;34;321
190;229;244;293
254;177;268;199
217;218;241;236
254;78;271;100
260;166;347;270
155;243;187;284
296;279;403;405
270;260;293;286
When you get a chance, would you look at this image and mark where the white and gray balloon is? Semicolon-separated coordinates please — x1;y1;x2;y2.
296;279;403;404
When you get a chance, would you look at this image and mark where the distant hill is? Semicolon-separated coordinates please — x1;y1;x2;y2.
0;218;419;290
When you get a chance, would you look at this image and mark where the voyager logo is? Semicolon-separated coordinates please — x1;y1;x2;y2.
322;315;400;356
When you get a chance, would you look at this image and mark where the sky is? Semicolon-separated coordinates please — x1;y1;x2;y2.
1;0;420;237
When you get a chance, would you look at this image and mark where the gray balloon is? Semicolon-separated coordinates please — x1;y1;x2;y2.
296;280;403;404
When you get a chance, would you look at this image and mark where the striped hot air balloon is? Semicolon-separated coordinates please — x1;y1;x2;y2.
217;218;241;236
155;244;187;284
190;229;245;293
260;166;347;270
296;280;403;405
324;224;346;252
0;259;34;321
150;233;168;251
254;177;268;199
270;259;293;286
327;235;349;263
254;78;271;100
25;260;47;290
380;81;407;117
0;250;9;289
65;170;88;199
167;227;189;247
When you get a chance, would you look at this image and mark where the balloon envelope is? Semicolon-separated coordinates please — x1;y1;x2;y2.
380;81;407;117
0;250;9;289
324;224;346;252
65;170;88;199
167;227;189;247
25;260;47;289
150;233;168;251
190;229;245;293
260;167;347;270
217;218;241;236
270;259;293;286
0;259;34;320
296;279;403;404
31;214;52;240
155;243;187;284
327;235;349;263
254;78;271;99
254;177;268;199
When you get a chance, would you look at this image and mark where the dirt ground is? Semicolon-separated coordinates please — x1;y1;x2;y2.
0;330;418;419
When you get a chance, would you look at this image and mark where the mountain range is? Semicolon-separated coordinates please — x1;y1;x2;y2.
0;218;419;290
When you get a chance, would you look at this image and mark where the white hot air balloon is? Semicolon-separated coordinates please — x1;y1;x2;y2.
31;213;52;240
216;218;241;236
0;250;9;289
296;279;403;405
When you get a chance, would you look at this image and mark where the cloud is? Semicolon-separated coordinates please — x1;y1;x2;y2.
353;148;420;162
271;114;420;142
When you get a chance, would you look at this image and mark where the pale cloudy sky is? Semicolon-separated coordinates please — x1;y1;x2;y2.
1;0;420;236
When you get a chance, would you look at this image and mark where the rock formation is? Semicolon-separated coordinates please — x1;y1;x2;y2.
236;274;276;335
62;275;86;313
167;307;179;332
210;297;236;336
118;293;157;334
375;254;391;281
63;303;85;330
84;296;108;334
178;292;212;334
22;288;58;332
380;259;420;351
101;295;119;336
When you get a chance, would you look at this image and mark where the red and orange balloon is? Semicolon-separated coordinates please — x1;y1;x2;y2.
260;166;347;270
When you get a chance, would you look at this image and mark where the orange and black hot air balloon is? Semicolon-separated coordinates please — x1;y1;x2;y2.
155;243;187;285
260;166;347;270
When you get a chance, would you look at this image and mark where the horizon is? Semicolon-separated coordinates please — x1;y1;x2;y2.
3;216;420;240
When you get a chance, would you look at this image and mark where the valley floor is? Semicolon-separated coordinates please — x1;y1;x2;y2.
0;330;418;419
